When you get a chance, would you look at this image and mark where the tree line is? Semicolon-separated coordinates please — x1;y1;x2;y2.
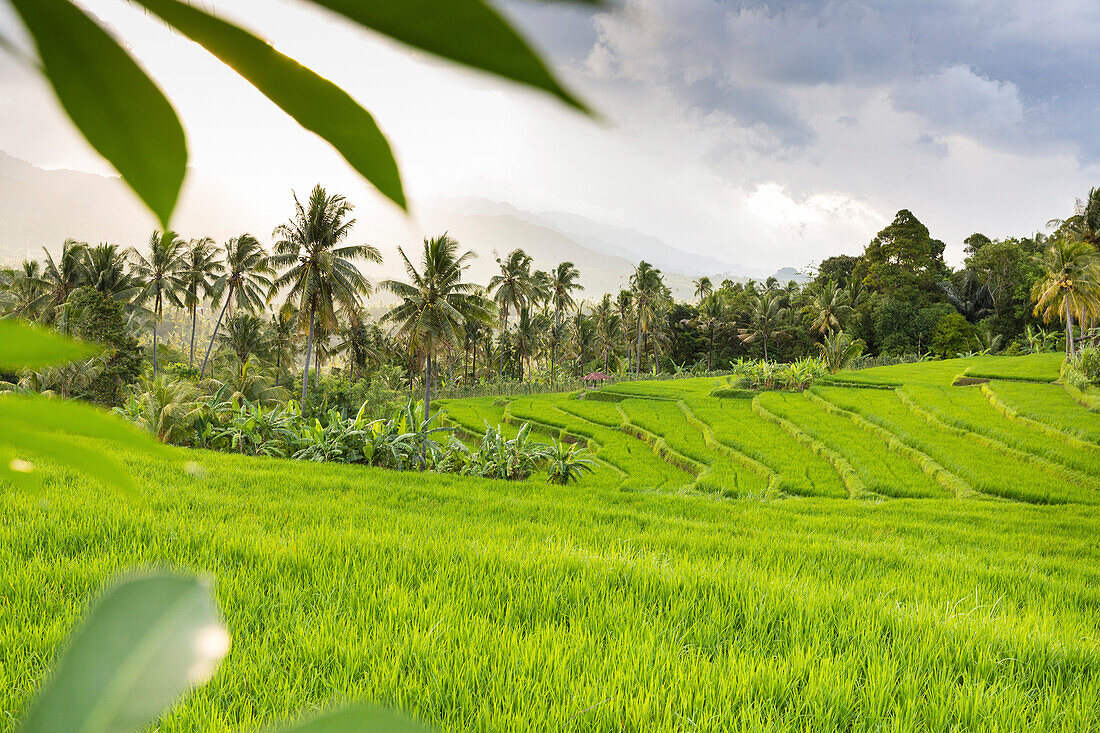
2;185;1099;420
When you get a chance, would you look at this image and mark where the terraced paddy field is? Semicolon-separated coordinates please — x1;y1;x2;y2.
438;353;1099;506
4;354;1100;731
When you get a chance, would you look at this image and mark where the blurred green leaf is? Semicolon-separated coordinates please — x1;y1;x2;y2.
8;0;187;227
19;572;228;733
301;0;589;112
0;320;94;370
133;0;405;210
275;705;434;733
0;423;134;495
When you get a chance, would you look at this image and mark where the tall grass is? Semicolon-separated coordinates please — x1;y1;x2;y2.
4;446;1100;731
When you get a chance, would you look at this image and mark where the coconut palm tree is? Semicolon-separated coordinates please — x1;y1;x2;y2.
939;272;994;324
200;235;273;377
569;311;597;374
38;240;87;321
81;243;140;302
819;330;865;373
696;293;725;371
180;237;223;367
5;260;47;318
217;312;270;364
271;185;382;405
693;276;713;302
1031;239;1100;357
489;249;538;378
550;261;583;324
1049;187;1100;248
337;318;382;381
803;279;854;335
630;261;664;375
268;301;299;387
381;234;492;420
739;291;788;361
131;230;186;375
512;306;549;381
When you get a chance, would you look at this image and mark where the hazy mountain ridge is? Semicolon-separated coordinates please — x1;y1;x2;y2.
0;153;805;300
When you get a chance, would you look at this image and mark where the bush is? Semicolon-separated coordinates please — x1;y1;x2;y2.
66;287;142;406
930;313;976;359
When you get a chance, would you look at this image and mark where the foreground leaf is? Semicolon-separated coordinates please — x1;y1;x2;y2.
276;705;434;733
132;0;405;210
9;0;187;227
302;0;588;111
0;320;93;370
19;572;228;733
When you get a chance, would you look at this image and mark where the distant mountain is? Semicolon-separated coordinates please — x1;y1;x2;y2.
0;151;264;262
0;154;804;300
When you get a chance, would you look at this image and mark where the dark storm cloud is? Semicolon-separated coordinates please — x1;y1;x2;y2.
509;0;1100;162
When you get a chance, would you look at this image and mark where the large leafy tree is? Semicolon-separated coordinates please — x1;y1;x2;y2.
180;237;224;367
200;234;273;378
381;234;492;420
1031;239;1100;356
272;185;381;405
855;209;950;302
130;230;186;375
488;249;538;378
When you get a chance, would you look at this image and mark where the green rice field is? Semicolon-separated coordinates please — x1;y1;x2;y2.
4;354;1100;731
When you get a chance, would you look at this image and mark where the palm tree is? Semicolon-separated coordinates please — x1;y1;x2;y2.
569;311;597;374
38;240;87;321
5;260;47;317
131;230;186;375
819;330;864;373
696;293;725;371
200;234;273;378
1031;239;1100;357
488;249;538;378
939;272;994;324
268;301;299;387
1048;187;1100;248
594;294;621;372
512;306;549;381
693;276;713;302
337;318;382;381
217;312;270;364
739;291;788;361
381;234;492;420
630;261;663;375
803;279;854;335
81;243;140;302
272;186;382;405
180;237;223;367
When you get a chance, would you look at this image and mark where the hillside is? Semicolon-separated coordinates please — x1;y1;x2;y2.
438;353;1097;506
4;355;1100;730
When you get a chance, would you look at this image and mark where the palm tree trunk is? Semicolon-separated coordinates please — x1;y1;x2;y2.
1066;303;1075;358
635;315;643;376
301;309;316;405
424;350;432;422
152;311;159;376
189;306;198;367
200;291;232;378
708;323;714;372
498;308;507;378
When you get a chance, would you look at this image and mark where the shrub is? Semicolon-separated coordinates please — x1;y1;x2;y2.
931;313;976;359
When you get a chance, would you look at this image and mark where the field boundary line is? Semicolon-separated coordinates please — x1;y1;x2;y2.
751;397;868;499
805;389;975;499
676;400;782;497
1063;381;1100;411
497;404;628;481
897;387;1100;490
981;383;1100;447
613;404;706;478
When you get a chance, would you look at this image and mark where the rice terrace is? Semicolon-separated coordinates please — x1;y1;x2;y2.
4;0;1100;731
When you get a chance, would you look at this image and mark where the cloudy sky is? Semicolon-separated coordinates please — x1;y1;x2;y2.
1;0;1097;270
